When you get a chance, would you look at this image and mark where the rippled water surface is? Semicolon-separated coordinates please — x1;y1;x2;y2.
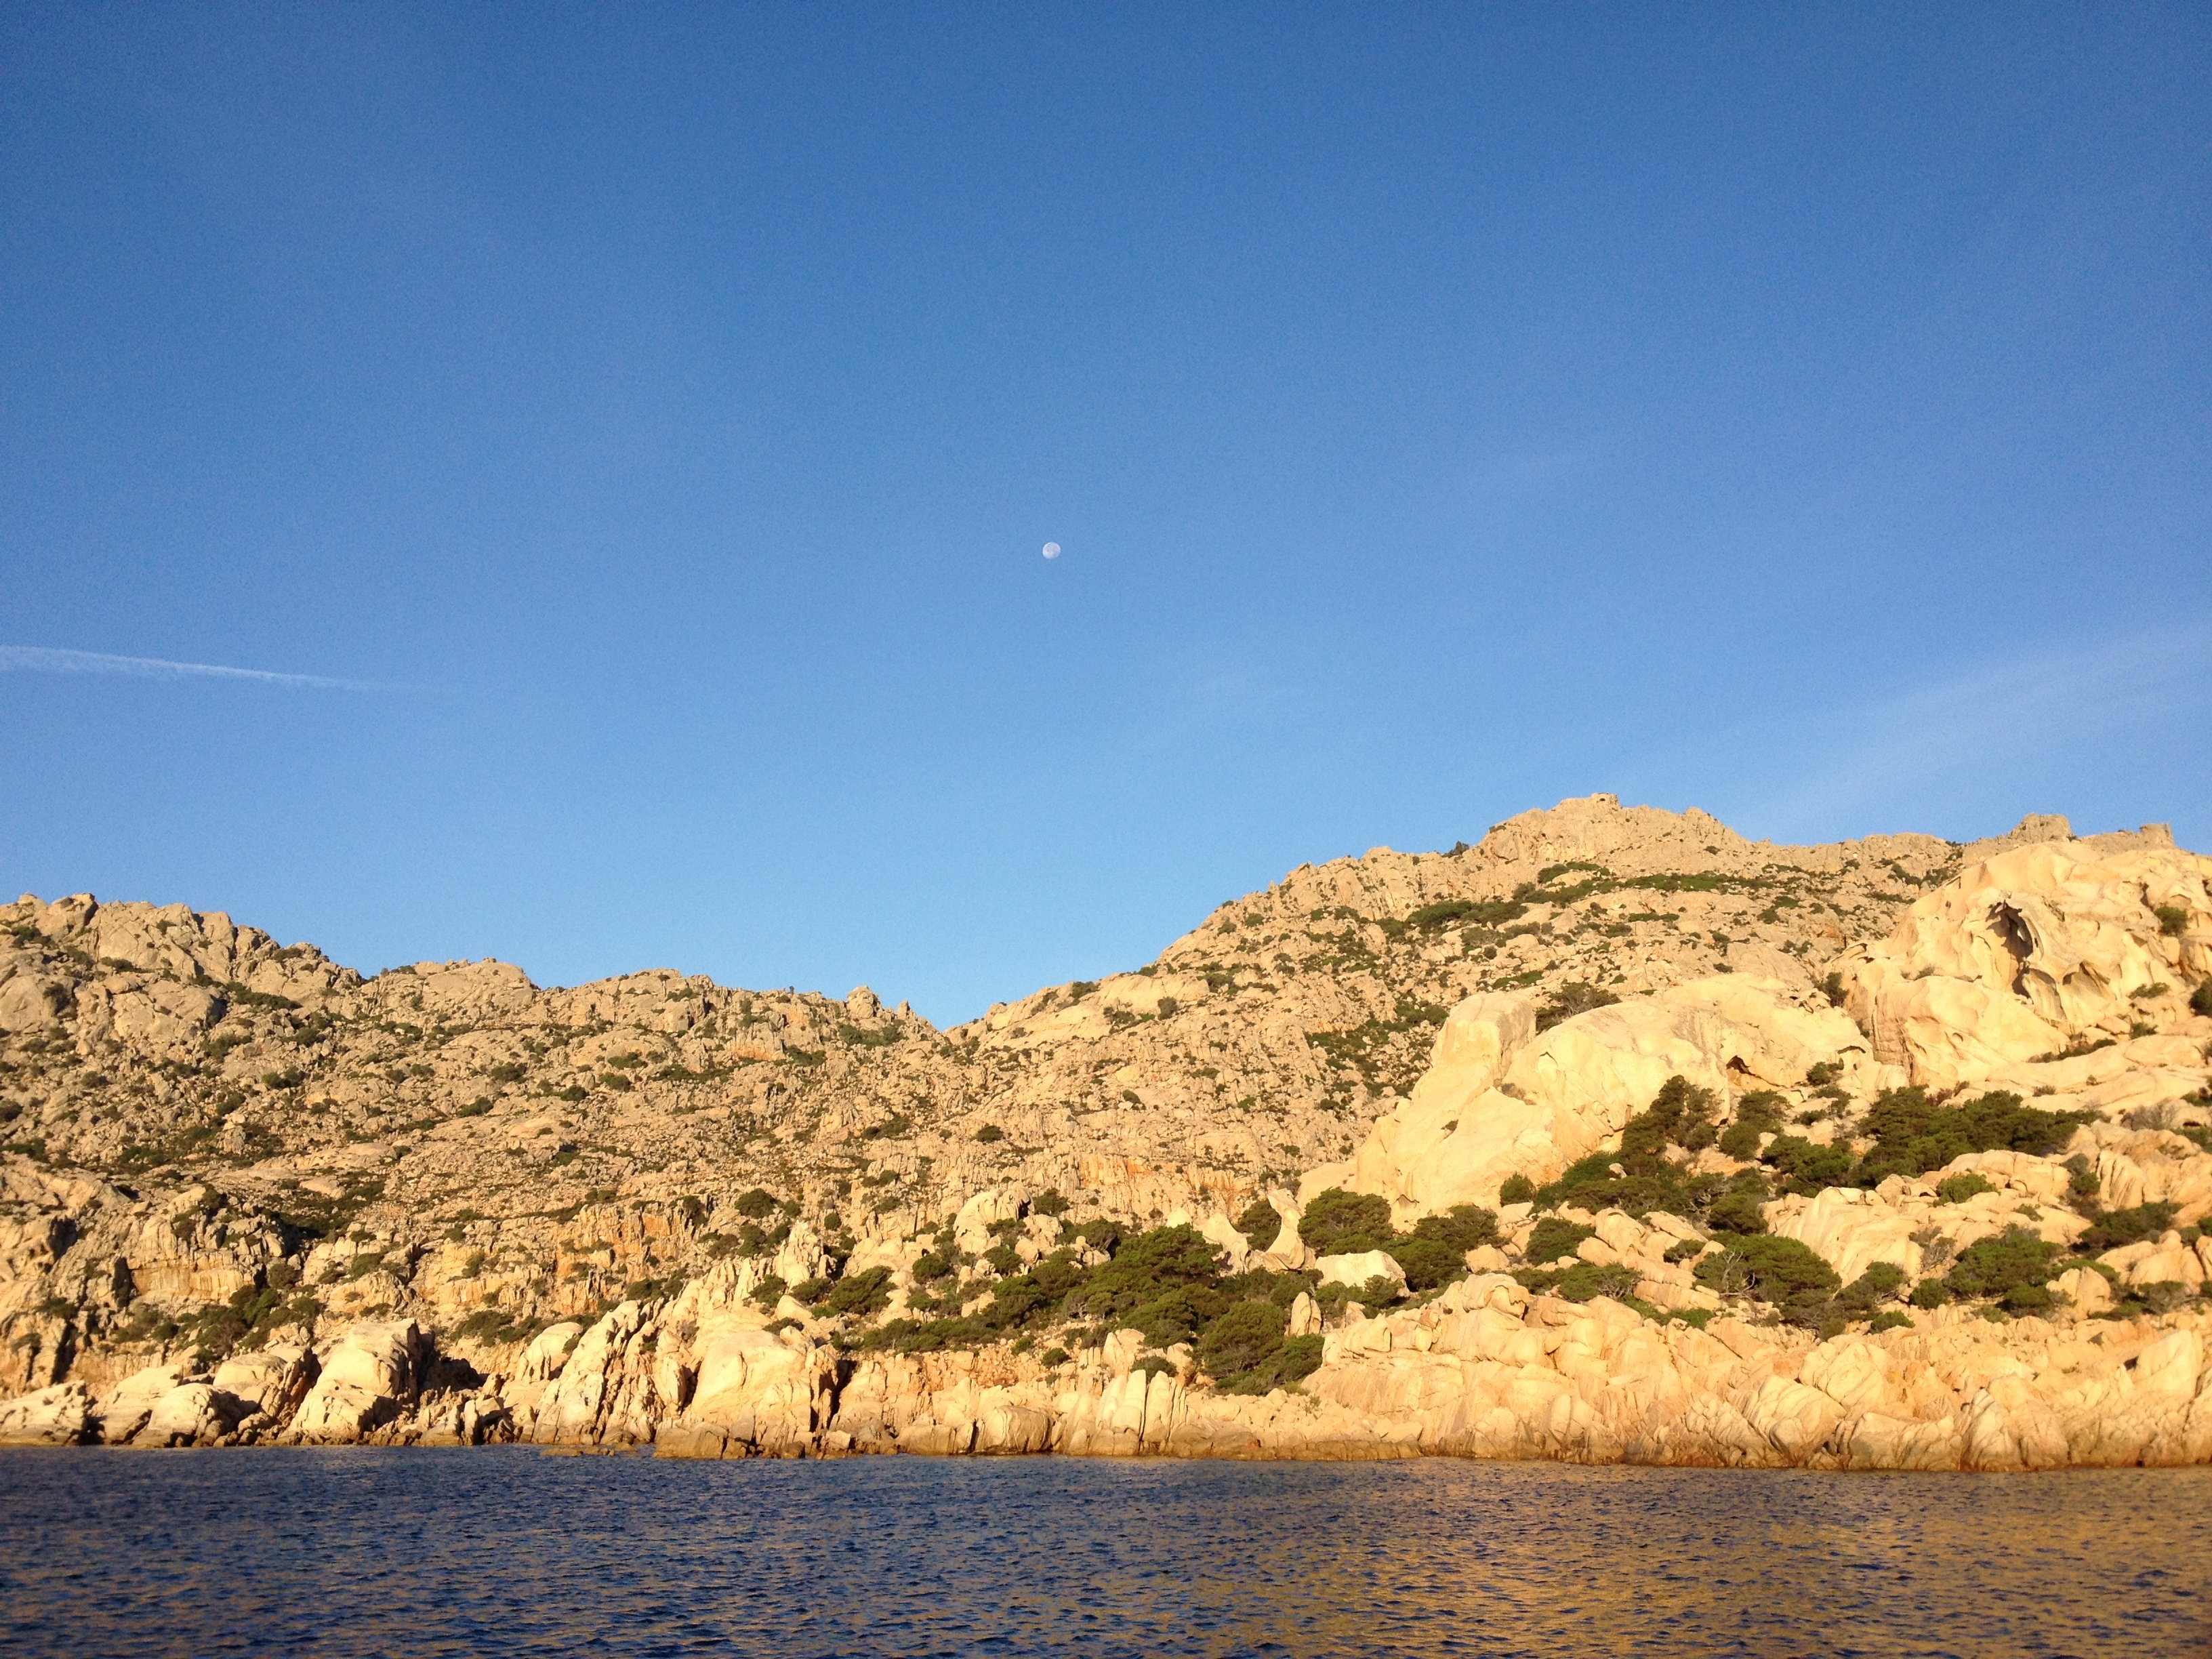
3;1450;2209;1656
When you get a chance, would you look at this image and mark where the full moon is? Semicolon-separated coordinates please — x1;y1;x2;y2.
1042;541;1061;559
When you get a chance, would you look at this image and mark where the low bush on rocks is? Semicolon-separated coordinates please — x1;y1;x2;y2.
1693;1234;1840;1326
1534;981;1620;1032
1300;1188;1498;1290
2072;1201;2179;1252
1197;1298;1286;1378
1522;1217;1597;1268
1943;1226;2063;1305
1299;1190;1395;1254
848;1223;1322;1364
1934;1173;1996;1204
817;1267;892;1317
1854;1088;2091;1185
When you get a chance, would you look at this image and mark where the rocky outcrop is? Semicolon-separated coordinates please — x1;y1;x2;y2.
1835;840;2211;1088
1352;975;1867;1214
0;1381;91;1444
2;801;2208;1470
287;1320;426;1443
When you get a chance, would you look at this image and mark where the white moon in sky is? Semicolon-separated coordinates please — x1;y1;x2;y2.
1042;541;1061;559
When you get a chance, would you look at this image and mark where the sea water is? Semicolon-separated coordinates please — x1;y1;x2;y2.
2;1449;2207;1656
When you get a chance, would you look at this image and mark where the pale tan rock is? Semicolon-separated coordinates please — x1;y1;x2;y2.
676;1320;832;1454
138;1382;248;1447
289;1320;426;1443
95;1362;193;1444
1836;840;2212;1088
1355;975;1860;1212
2053;1267;2114;1315
1315;1250;1406;1294
0;1381;91;1443
211;1347;315;1420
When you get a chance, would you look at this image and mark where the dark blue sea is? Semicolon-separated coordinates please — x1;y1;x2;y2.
1;1449;2206;1657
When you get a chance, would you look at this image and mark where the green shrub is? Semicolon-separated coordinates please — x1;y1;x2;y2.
2074;1201;2179;1252
1944;1227;2062;1302
788;1276;831;1307
1837;1261;1906;1313
1762;1135;1855;1193
1706;1172;1771;1236
1534;1078;1725;1216
974;1124;1004;1143
1215;1333;1323;1394
2192;983;2212;1018
819;1266;893;1317
1694;1235;1840;1324
1856;1088;2089;1185
2137;1281;2193;1315
1534;982;1619;1032
1235;1196;1282;1244
1624;1076;1720;1155
1867;1309;1912;1333
1410;1204;1499;1253
1717;1090;1786;1160
1299;1189;1394;1255
1935;1173;1996;1204
1910;1279;1951;1309
1387;1235;1465;1291
1549;1261;1641;1303
2153;905;2189;937
1523;1217;1595;1266
1197;1299;1288;1378
734;1188;779;1219
1498;1174;1536;1206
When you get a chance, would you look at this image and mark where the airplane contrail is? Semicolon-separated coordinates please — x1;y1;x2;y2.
0;645;388;691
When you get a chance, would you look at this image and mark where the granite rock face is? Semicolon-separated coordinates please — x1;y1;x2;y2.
2;800;2208;1468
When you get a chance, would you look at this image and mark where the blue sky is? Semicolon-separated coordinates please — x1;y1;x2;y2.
3;5;2206;1023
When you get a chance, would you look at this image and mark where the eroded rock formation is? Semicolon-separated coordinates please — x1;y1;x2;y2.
3;798;2207;1468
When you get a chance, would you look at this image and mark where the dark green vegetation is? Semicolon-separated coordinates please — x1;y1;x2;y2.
1519;1069;2212;1328
848;1193;1498;1390
1298;1187;1500;1289
850;1220;1330;1393
1511;1073;2120;1330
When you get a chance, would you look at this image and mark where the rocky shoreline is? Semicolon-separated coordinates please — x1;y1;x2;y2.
5;798;2209;1472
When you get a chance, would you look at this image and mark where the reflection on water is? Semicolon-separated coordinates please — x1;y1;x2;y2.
1;1450;2207;1656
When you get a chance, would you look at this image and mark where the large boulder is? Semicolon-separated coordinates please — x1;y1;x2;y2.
1315;1251;1408;1294
1835;840;2212;1088
663;1321;833;1456
138;1382;249;1447
212;1345;316;1420
287;1319;426;1443
94;1362;194;1444
0;1381;93;1444
1354;976;1862;1212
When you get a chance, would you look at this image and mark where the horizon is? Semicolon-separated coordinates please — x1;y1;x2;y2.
9;787;2189;1020
4;7;2207;1026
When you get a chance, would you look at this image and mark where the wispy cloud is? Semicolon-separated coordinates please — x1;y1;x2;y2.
0;645;388;692
1610;619;2212;843
1742;623;2211;834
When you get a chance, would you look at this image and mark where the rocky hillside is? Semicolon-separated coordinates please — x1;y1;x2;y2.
3;794;2209;1470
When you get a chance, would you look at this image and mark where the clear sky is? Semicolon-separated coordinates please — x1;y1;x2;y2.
3;5;2207;1023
